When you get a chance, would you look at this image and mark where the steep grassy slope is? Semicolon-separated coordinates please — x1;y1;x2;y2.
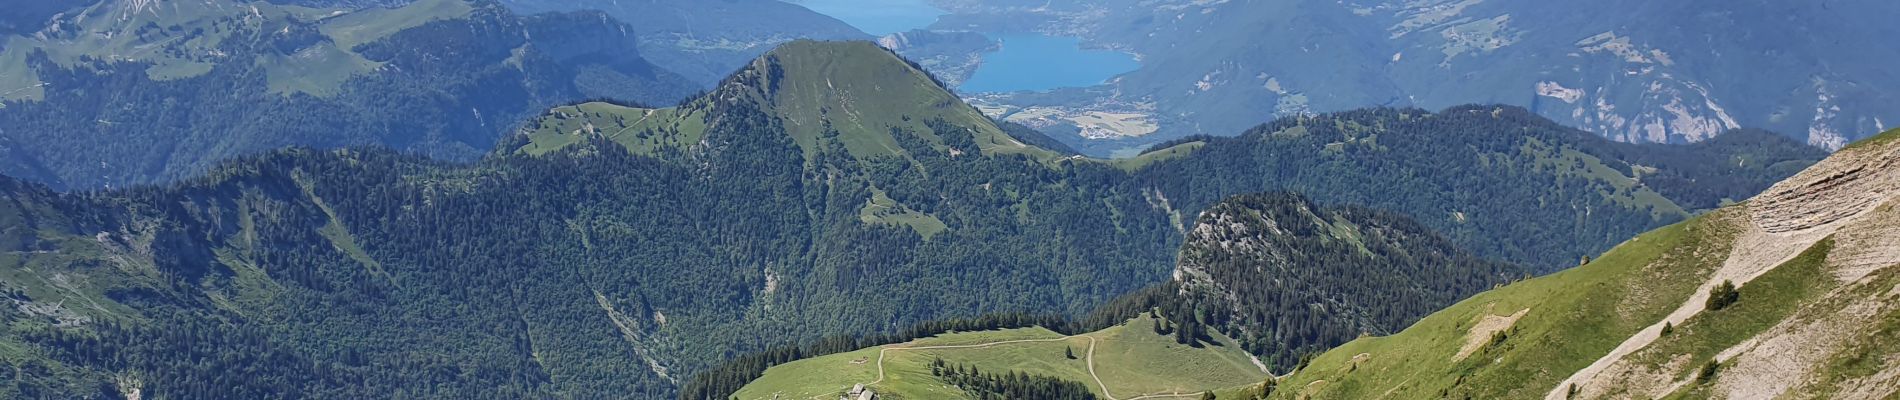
0;0;696;189
1271;128;1900;399
734;314;1267;400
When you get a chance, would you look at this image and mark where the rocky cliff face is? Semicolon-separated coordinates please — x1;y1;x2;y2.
1750;138;1900;233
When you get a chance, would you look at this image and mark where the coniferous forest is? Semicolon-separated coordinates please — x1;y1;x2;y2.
932;358;1099;400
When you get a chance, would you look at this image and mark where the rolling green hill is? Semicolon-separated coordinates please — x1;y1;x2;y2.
735;314;1268;400
1269;128;1900;399
0;0;696;189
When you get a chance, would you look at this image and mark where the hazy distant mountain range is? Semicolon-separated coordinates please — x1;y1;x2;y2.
0;0;699;189
930;0;1900;153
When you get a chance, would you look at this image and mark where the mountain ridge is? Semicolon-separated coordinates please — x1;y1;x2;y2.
933;0;1900;154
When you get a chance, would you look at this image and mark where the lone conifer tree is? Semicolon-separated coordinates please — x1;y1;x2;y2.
1706;280;1740;311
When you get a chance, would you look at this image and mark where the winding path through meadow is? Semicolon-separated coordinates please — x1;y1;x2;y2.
861;334;1210;400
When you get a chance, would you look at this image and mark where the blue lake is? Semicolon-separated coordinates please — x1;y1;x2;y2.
794;1;1141;93
795;0;946;35
958;35;1141;93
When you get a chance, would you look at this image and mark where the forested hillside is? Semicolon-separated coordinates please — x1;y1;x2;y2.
714;192;1519;400
1124;106;1822;268
0;41;1822;399
0;0;696;189
1167;193;1522;368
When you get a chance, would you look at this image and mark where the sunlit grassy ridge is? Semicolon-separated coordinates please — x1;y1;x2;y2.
736;314;1268;400
1271;210;1741;399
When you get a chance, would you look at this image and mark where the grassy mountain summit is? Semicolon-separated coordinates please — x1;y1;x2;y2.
523;40;1058;165
1271;128;1900;399
720;40;1055;163
733;314;1269;400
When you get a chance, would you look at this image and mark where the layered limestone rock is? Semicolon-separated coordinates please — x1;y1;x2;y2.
1750;135;1900;233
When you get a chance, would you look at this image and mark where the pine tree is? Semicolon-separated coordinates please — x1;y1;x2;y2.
1706;280;1740;311
1697;360;1720;382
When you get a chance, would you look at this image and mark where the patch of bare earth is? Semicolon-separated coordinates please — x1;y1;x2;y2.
1704;205;1900;399
1454;304;1528;362
1830;351;1900;399
1825;203;1900;282
1296;379;1328;400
